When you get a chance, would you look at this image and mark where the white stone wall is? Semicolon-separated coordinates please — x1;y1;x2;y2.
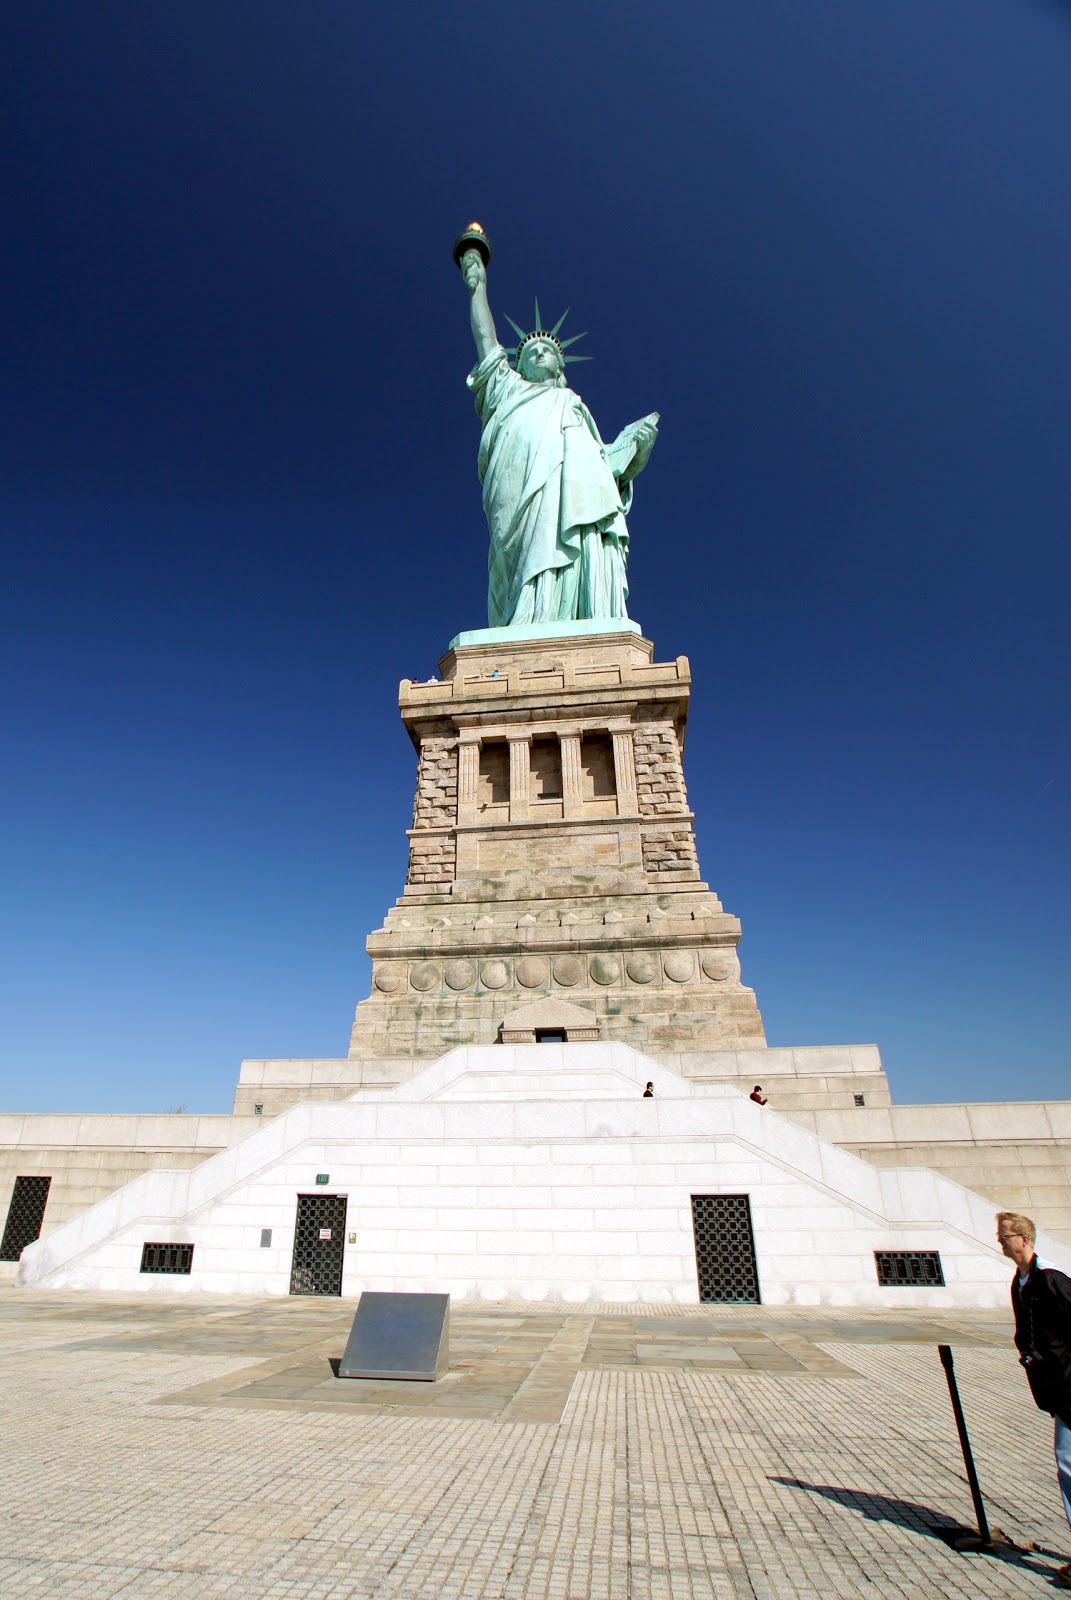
19;1045;1069;1308
0;1113;255;1253
231;1044;891;1117
791;1101;1071;1243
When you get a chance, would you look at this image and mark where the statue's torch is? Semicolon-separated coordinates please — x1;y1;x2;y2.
452;221;492;270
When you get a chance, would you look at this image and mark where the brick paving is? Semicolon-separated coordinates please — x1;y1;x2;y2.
0;1292;1068;1598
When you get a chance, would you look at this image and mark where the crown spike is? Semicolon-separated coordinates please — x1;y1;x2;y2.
505;302;593;371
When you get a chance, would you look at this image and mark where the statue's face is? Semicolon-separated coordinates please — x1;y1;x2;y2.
519;338;562;383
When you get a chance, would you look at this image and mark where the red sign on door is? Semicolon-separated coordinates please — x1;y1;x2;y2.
318;1228;331;1240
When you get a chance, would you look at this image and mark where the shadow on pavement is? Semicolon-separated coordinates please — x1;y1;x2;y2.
769;1477;1065;1582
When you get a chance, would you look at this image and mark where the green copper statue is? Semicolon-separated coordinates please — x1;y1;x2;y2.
456;224;659;629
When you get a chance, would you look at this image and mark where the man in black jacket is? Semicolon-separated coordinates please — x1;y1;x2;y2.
998;1210;1071;1583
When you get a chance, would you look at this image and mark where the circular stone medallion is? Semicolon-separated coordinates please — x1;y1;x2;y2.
552;955;584;987
515;956;549;989
409;961;440;992
480;960;510;990
625;954;658;985
663;952;695;983
443;959;476;991
701;953;736;982
373;966;403;993
589;954;621;986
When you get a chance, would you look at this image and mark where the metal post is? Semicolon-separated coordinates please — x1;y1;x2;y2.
937;1344;991;1544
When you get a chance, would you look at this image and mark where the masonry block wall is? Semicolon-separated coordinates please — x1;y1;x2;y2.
349;630;765;1058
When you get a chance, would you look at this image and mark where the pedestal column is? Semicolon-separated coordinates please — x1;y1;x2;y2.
457;736;480;827
560;731;584;821
508;733;531;823
612;728;638;815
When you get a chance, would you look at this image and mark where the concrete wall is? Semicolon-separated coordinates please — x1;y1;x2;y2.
6;1063;1070;1290
0;1113;258;1278
233;1058;419;1117
19;1044;1071;1308
232;1043;893;1118
785;1102;1071;1244
663;1044;892;1112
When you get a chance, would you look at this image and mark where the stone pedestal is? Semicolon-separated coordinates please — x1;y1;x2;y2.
348;628;766;1058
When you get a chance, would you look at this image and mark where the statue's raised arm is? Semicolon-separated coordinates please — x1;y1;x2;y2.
460;248;498;365
454;223;659;631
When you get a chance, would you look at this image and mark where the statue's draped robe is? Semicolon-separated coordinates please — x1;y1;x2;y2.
468;345;632;628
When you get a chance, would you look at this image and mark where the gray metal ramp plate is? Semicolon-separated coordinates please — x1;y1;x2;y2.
338;1291;450;1381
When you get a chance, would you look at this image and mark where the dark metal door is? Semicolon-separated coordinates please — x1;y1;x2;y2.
690;1193;761;1304
289;1193;347;1296
1;1176;52;1262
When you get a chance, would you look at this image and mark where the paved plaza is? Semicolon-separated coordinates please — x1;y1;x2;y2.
1;1291;1069;1598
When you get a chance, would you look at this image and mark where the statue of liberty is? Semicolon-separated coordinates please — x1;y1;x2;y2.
456;224;659;629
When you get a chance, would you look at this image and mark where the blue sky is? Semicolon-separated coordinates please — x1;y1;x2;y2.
2;1;1068;1113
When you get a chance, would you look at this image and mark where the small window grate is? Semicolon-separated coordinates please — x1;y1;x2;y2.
1;1176;52;1261
140;1242;194;1274
853;1093;866;1107
875;1250;944;1287
691;1194;761;1304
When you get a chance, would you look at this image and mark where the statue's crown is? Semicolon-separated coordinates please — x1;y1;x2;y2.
504;300;591;372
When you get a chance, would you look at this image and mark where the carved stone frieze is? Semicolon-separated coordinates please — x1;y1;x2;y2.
515;956;549;989
552;955;584;986
443;959;476;991
626;953;658;984
590;954;622;986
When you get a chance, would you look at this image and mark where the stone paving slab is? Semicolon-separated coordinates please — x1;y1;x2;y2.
0;1291;1069;1597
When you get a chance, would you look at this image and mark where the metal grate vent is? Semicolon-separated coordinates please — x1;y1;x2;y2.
1;1176;52;1262
289;1193;348;1296
140;1242;194;1274
691;1194;761;1304
875;1250;944;1287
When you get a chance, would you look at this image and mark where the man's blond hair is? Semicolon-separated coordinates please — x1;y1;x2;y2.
996;1210;1036;1244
